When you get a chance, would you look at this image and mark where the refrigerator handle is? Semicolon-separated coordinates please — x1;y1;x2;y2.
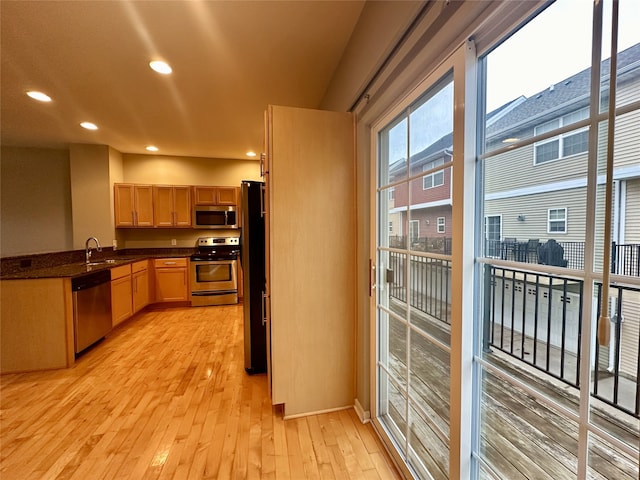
260;152;266;177
260;184;265;218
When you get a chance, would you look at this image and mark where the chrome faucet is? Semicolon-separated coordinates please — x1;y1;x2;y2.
85;236;102;263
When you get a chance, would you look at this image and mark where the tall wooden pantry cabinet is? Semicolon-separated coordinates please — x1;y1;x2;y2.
265;105;355;418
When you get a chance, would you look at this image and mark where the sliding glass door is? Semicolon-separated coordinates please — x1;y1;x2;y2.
371;1;639;478
373;43;474;479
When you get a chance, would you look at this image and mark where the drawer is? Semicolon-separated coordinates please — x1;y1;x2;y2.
131;260;148;273
154;258;188;268
111;264;132;280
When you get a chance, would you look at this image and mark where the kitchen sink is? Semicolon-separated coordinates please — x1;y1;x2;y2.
85;259;117;266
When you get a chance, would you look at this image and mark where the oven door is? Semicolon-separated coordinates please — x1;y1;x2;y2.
190;259;238;306
191;259;237;292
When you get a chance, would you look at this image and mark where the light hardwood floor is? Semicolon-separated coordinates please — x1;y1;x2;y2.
0;304;401;480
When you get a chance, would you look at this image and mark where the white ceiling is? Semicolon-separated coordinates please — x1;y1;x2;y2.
1;0;365;160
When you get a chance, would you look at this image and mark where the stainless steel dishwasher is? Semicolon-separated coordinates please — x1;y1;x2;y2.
72;270;112;353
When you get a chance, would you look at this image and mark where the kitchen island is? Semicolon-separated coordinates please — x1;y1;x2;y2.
0;250;192;374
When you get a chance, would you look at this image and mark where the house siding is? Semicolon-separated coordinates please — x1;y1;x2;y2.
484;143;588;195
624;178;640;243
485;187;587;243
614;109;640;169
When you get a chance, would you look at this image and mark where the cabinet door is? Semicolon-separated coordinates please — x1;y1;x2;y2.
134;185;154;226
111;275;133;326
153;186;174;227
173;186;192;227
267;105;355;417
154;259;189;302
216;187;238;205
193;186;217;205
114;184;135;227
132;270;149;312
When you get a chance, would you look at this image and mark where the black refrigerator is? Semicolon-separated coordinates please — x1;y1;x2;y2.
241;180;267;374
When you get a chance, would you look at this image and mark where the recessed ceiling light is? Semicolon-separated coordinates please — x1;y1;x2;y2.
26;91;52;102
146;145;159;152
80;122;98;130
149;60;172;75
502;137;519;144
246;151;257;157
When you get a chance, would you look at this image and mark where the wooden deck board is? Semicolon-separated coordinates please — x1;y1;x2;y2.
383;301;639;479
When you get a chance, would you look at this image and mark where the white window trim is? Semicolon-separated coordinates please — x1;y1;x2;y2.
437;216;446;233
534;108;589;165
547;207;567;234
409;219;420;240
484;214;502;241
422;159;445;189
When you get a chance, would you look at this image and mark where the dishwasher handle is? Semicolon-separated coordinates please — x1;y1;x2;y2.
71;270;112;291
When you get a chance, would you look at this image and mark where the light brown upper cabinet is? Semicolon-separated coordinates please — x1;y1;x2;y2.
114;184;154;227
193;186;238;206
153;186;191;227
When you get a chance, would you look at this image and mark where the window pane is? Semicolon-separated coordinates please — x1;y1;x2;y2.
409;77;453;170
380;189;406;249
479;368;579;479
378;368;407;455
535;140;559;164
484;1;592;154
588;431;639;480
606;0;640;110
562;107;588;126
408;403;449;479
562;129;588;157
408;331;450;440
380;117;408;188
535;118;559;136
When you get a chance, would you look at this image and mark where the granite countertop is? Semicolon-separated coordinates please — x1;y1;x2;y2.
0;250;194;280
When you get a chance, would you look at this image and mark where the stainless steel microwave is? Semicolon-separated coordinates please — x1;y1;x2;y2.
193;205;238;229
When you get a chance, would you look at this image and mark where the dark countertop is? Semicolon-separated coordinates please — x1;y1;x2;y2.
0;250;194;280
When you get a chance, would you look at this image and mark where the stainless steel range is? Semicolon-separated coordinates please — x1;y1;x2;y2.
190;236;240;306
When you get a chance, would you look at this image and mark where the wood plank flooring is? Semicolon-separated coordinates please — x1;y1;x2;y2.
0;304;401;480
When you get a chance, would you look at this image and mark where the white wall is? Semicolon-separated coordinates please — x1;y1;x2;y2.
122;154;260;185
0;147;73;256
70;144;115;250
0;145;261;256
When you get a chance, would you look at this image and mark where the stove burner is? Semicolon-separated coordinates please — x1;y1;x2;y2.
191;236;240;261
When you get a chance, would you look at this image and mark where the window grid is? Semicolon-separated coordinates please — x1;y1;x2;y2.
422;159;445;189
534;108;589;164
548;207;567;233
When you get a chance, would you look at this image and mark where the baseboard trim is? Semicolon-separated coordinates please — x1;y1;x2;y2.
283;404;353;420
354;398;371;423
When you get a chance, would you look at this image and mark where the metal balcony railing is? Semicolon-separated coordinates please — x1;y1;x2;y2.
386;250;640;418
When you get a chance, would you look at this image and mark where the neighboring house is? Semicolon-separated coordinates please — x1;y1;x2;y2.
484;42;640;265
388;135;453;250
387;43;640;408
389;43;640;266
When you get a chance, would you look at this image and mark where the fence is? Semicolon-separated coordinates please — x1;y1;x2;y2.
386;252;639;418
486;239;640;276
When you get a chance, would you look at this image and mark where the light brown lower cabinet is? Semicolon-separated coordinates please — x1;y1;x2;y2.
154;258;189;302
132;260;150;312
111;264;133;326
